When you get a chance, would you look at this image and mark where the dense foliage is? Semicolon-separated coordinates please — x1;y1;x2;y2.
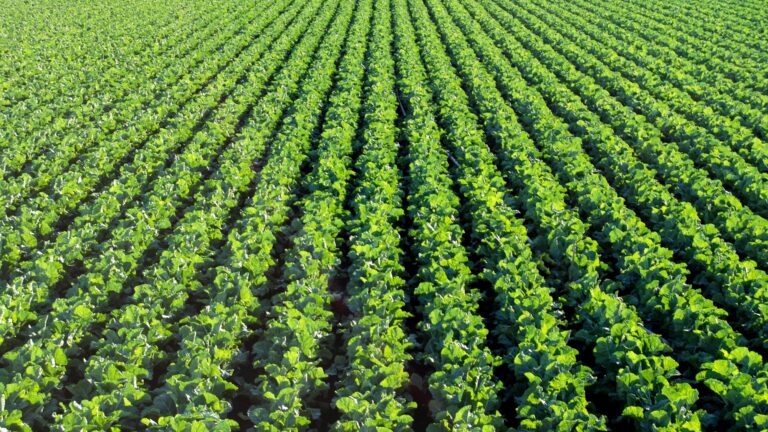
1;0;766;430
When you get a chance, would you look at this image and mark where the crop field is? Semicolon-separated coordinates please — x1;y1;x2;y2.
1;0;767;430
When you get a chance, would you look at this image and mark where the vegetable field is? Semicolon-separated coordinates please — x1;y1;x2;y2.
1;0;767;430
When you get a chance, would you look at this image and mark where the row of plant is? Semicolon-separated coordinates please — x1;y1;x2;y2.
68;0;351;428
0;0;287;278
497;1;768;216
532;0;768;173
488;0;768;269
0;0;183;139
3;1;766;430
660;0;768;39
405;0;607;428
0;0;195;104
457;0;768;428
486;0;768;272
329;0;414;428
565;0;768;142
0;0;257;215
137;1;373;429
0;1;331;428
0;0;228;176
504;0;768;220
0;0;311;347
627;0;768;81
181;0;358;428
626;0;768;88
429;0;706;428
51;0;354;428
465;0;768;344
392;0;512;427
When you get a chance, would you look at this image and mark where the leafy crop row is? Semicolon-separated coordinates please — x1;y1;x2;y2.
0;0;222;166
610;0;768;95
560;0;768;143
465;0;768;346
55;0;354;428
0;0;330;428
393;0;506;428
404;0;607;428
502;0;768;217
0;0;309;350
2;0;767;429
429;0;705;428
331;0;414;429
0;0;285;277
461;0;768;427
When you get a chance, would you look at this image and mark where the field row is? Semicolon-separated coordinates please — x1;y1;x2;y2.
0;0;766;430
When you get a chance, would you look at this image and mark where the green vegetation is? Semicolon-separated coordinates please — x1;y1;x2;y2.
1;0;766;430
